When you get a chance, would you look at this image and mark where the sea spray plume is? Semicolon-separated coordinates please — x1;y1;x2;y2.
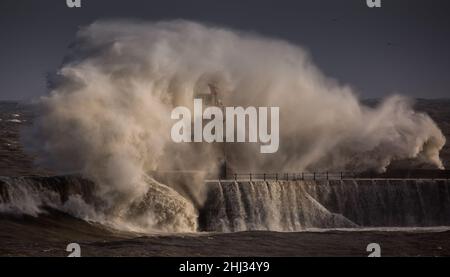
24;20;445;232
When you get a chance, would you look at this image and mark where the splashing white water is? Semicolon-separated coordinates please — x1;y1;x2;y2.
0;176;197;233
202;179;450;231
23;20;445;232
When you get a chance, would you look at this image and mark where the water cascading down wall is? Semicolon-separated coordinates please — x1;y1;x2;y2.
3;176;450;232
199;180;450;232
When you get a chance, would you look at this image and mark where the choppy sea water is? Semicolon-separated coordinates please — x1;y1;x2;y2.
1;101;450;256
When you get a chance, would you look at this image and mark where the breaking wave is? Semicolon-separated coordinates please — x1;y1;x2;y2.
0;176;197;233
17;20;446;233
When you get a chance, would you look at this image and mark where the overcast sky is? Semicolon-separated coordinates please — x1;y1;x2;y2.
0;0;449;100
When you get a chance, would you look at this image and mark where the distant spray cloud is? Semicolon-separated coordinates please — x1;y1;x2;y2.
24;20;446;232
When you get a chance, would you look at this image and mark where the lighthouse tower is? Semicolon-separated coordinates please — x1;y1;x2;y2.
195;83;232;179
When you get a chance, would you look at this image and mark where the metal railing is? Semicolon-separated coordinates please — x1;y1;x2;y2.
215;170;450;181
225;172;357;181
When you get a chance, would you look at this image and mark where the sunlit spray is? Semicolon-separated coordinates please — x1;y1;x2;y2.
23;20;446;233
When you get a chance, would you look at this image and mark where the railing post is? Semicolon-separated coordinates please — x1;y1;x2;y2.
263;173;266;181
313;172;316;180
250;173;252;182
340;172;343;180
326;171;329;180
234;173;237;181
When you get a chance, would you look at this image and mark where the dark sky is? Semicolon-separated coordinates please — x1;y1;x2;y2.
0;0;449;100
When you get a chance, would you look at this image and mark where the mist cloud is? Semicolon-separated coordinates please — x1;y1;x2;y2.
24;20;446;231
